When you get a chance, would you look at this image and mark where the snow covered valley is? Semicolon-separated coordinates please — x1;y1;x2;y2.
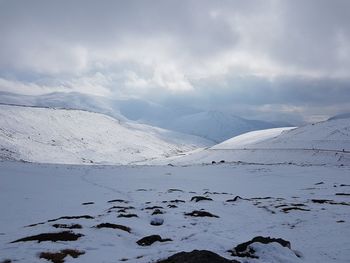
0;105;350;262
0;162;349;263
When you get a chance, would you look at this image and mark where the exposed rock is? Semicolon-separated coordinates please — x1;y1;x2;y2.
169;199;185;203
81;202;94;205
107;199;128;203
157;250;239;263
314;182;324;185
311;199;350;205
145;206;163;210
136;235;172;246
39;249;85;263
335;193;350;196
118;213;138;218
230;236;291;258
281;207;310;213
11;231;83;243
226;196;243;202
167;189;184;193
52;223;82;229
47;215;94;222
107;205;135;213
150;217;164;226
184;210;219;218
311;199;332;204
190;196;213;202
152;209;164;215
94;223;131;233
26;215;94;227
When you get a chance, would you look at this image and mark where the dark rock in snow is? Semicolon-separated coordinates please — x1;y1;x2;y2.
47;215;94;222
311;199;332;204
169;199;185;203
145;206;163;210
190;196;213;202
230;236;291;258
314;182;324;185
39;249;85;263
152;209;164;215
167;189;184;193
107;199;128;204
94;223;131;233
81;202;94;205
185;210;219;218
157;250;239;263
150;217;164;226
281;207;310;213
136;235;172;246
52;223;82;229
11;231;83;243
118;213;138;218
226;196;243;202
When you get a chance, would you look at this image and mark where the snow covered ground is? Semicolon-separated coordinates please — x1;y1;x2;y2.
0;105;211;165
0;105;349;262
161;119;350;166
0;161;349;263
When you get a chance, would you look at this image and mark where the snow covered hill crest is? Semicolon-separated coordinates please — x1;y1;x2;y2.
0;104;211;165
162;118;350;166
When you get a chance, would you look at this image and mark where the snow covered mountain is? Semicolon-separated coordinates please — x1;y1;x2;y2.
0;91;127;121
0;104;211;165
162;118;350;166
0;91;289;142
164;110;280;142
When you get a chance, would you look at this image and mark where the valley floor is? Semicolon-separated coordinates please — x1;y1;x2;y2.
0;161;349;263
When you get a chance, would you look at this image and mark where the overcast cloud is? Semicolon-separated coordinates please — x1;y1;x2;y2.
0;0;349;122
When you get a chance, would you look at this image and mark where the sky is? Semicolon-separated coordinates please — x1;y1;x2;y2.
0;0;350;123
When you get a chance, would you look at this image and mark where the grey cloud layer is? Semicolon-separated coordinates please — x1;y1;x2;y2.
0;0;349;121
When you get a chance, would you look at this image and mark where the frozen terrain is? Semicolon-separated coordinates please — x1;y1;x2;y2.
0;105;349;262
0;104;211;165
162;118;350;166
0;91;288;143
0;161;349;263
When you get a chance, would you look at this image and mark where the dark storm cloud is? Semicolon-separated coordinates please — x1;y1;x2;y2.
0;0;349;121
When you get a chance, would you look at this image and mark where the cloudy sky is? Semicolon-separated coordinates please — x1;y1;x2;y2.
0;0;350;123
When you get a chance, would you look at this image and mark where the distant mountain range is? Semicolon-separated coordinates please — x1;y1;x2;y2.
0;91;295;142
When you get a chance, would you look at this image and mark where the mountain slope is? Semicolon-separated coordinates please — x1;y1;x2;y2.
164;110;280;142
0;91;290;142
161;119;350;166
0;105;211;165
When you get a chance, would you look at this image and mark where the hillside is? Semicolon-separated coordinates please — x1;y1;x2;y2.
0;92;290;143
0;105;211;165
162;119;350;166
164;110;280;142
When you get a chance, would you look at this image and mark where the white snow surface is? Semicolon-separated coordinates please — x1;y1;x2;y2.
160;119;350;166
0;105;211;165
0;161;349;263
212;127;296;149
